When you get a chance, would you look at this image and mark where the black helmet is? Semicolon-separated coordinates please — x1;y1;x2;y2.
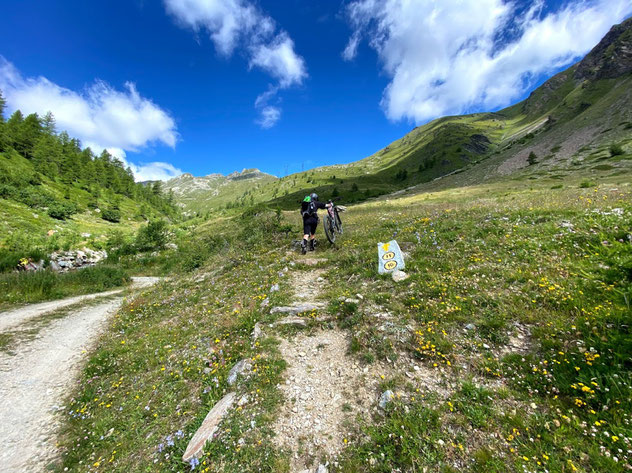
310;193;319;201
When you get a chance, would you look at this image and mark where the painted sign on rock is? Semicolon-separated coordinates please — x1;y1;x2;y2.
377;240;405;274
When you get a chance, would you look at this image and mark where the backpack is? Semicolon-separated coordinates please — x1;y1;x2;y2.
301;196;317;218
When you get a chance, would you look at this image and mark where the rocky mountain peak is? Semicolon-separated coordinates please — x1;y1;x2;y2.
575;17;632;81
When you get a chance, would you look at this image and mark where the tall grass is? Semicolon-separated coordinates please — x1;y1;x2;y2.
0;265;130;307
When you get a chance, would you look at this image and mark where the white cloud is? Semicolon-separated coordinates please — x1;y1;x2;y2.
99;147;183;181
165;0;307;127
344;0;632;123
0;57;180;181
256;106;281;129
129;160;183;181
249;32;306;88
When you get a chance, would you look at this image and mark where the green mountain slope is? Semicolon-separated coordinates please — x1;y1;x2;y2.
171;17;631;211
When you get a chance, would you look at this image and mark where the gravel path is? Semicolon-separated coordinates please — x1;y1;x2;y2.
271;262;384;473
0;277;160;472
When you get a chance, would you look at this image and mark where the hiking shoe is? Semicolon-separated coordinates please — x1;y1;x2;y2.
301;239;307;255
309;239;315;251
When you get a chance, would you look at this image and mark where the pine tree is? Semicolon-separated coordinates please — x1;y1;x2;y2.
152;181;163;196
527;152;538;166
18;113;43;159
0;90;6;151
33;133;62;177
42;111;56;135
0;89;6;122
6;110;24;149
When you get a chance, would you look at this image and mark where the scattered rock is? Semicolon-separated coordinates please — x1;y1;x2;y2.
273;317;308;328
227;359;250;385
271;303;325;315
48;248;107;272
270;284;280;292
316;464;329;473
182;392;236;462
344;298;360;304
391;270;409;282
465;323;476;331
378;390;395;409
252;323;262;342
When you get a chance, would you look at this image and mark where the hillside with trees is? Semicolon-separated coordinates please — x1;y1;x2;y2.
0;89;179;264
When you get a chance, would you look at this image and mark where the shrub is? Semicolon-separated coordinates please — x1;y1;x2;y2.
0;184;16;199
609;143;624;157
101;207;121;223
395;169;408;181
579;179;595;188
135;220;168;251
527;151;538;165
47;202;77;220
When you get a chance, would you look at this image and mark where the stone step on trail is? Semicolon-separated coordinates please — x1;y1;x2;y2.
270;302;326;315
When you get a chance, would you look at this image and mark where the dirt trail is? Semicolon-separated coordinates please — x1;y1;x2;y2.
273;258;385;473
0;277;161;473
0;276;160;332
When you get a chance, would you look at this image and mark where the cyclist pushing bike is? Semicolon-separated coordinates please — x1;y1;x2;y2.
300;193;332;254
300;192;345;254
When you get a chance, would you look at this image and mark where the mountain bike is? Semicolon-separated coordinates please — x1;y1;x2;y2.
323;200;345;244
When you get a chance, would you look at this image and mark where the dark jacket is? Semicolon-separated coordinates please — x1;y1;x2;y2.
301;200;327;219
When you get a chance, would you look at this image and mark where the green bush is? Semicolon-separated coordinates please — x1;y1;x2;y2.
395;169;408;181
101;207;121;223
579;179;595;188
135;220;168;251
47;201;77;220
527;151;538;165
610;143;625;156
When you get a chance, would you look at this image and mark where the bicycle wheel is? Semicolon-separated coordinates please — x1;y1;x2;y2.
335;210;343;234
324;215;336;244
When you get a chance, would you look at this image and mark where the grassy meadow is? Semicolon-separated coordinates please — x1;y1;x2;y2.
0;265;130;309
52;172;632;472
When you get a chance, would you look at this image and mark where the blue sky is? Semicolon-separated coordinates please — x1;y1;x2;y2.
1;0;631;180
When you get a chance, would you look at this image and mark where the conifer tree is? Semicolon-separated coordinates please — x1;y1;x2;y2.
20;113;43;158
0;90;6;151
0;89;6;122
42;111;56;134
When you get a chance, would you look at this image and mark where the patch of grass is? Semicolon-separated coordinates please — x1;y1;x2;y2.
0;265;129;308
336;402;444;472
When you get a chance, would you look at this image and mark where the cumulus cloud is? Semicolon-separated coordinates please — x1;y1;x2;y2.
0;58;181;180
249;32;306;88
164;0;307;128
128;160;183;181
344;0;632;123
